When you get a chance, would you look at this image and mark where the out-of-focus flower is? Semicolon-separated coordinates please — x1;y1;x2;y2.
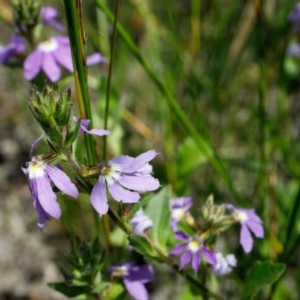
0;35;26;64
170;197;193;230
130;209;153;235
227;204;264;253
288;4;300;22
213;252;237;275
170;231;216;274
22;156;78;229
287;43;300;57
91;150;160;216
24;36;106;82
109;263;154;300
74;117;110;136
288;4;300;32
40;6;65;31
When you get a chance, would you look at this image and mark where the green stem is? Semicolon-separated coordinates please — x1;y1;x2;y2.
102;0;120;161
96;0;245;206
62;0;96;165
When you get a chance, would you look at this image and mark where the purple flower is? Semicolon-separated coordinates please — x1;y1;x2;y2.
287;43;300;57
74;117;110;136
40;6;65;32
22;156;78;229
170;231;216;274
213;252;237;275
91;150;160;216
227;204;264;253
288;4;300;32
24;36;106;82
109;263;154;300
170;197;193;230
0;35;26;64
130;209;153;235
288;4;300;22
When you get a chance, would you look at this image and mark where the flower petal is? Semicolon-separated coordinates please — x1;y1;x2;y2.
126;150;158;172
82;128;110;136
118;174;160;192
86;53;106;65
169;243;187;255
42;53;61;82
30;176;61;219
201;247;216;266
240;223;253;253
192;251;201;273
32;196;50;229
46;165;78;198
53;45;73;72
123;279;149;300
246;220;264;238
24;49;43;80
179;250;192;270
174;231;189;241
91;179;109;215
128;264;155;283
107;181;140;203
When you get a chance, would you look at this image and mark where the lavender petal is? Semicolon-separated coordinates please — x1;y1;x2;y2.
42;53;61;82
118;174;160;192
123;279;149;300
24;49;43;80
46;165;78;198
107;182;140;203
30;176;61;219
240;223;253;253
91;179;109;215
179;250;192;270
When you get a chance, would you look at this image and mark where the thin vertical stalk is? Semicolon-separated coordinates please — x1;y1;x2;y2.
102;0;120;161
190;0;201;57
63;0;100;238
62;0;96;165
100;0;121;251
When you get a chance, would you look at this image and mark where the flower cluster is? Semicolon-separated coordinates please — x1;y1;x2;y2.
168;195;264;275
0;5;105;82
24;129;159;228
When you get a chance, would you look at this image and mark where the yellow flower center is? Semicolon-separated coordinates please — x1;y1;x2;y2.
38;38;58;52
28;160;45;179
188;239;200;253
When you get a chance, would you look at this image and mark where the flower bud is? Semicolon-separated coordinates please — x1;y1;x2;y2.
28;84;76;147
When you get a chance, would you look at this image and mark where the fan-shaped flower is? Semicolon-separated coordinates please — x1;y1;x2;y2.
130;209;153;235
109;263;154;300
170;197;193;230
24;36;105;82
22;156;78;229
91;150;160;216
227;204;264;253
170;231;216;274
0;35;26;64
213;252;237;275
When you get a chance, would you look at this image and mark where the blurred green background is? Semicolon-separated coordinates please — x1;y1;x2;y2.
1;0;300;299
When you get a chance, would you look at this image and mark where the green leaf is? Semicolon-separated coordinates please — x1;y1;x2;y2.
178;137;208;175
145;186;171;248
48;282;88;298
242;261;286;300
105;282;125;300
128;234;154;256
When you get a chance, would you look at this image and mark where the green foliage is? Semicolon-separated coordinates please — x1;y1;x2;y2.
145;186;171;249
242;261;286;300
49;237;108;299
